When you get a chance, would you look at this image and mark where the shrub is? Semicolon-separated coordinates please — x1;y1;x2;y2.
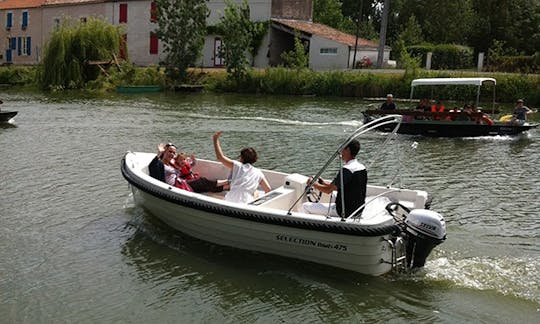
407;44;474;70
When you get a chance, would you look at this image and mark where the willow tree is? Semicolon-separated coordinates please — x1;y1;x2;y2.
154;0;209;82
39;17;122;90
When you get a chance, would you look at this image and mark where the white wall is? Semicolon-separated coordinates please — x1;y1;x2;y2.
308;35;348;70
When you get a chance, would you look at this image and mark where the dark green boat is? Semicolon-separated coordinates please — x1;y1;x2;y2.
116;85;163;93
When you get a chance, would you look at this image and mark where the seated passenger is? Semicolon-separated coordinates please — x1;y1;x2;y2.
414;98;429;120
213;131;271;203
511;99;536;125
416;98;429;111
380;94;396;110
151;143;227;193
174;152;199;180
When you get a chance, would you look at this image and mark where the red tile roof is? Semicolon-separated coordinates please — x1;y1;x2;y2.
0;0;46;9
44;0;106;6
0;0;105;9
272;18;382;48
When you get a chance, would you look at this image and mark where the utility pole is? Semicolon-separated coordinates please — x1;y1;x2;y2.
376;0;390;68
352;0;364;69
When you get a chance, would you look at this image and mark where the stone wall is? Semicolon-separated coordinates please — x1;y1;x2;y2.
271;0;312;20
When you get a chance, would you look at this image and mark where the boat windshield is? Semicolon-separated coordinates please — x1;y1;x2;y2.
287;115;403;219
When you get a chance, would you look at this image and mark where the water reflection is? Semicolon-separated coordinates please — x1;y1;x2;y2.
120;209;451;322
0;121;17;129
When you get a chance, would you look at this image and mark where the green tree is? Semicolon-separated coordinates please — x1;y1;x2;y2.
38;17;121;90
313;0;347;30
470;0;540;54
398;15;423;46
280;33;309;69
155;0;209;82
216;0;252;81
247;21;269;66
395;0;473;44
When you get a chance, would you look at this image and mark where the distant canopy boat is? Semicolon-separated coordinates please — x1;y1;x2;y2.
410;77;497;113
364;77;538;137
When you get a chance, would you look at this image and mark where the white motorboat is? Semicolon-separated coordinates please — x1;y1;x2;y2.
121;116;446;276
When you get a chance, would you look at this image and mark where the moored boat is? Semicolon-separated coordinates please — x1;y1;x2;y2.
121;116;447;276
116;85;163;93
0;110;17;122
364;78;538;137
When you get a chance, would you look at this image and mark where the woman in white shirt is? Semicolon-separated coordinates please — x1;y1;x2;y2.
213;131;271;203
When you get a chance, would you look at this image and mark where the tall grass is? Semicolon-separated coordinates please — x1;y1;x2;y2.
207;68;540;105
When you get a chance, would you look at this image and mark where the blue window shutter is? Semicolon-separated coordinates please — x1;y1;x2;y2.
22;12;28;28
27;37;31;55
17;37;21;56
7;13;12;28
10;37;16;50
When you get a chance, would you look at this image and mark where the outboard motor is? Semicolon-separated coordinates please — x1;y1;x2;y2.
404;209;446;268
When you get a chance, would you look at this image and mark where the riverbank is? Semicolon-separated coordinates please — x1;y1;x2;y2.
1;65;538;105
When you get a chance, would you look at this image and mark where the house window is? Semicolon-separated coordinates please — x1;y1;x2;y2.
149;32;158;54
26;37;31;56
6;12;13;29
10;37;16;50
119;3;128;23
17;37;32;56
150;2;157;22
320;48;338;55
18;37;29;56
22;11;28;29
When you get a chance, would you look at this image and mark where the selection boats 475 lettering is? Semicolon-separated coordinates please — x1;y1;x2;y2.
276;234;347;251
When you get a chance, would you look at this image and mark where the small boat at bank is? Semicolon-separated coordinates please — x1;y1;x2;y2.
116;85;163;93
121;116;447;276
364;78;538;137
0;110;17;122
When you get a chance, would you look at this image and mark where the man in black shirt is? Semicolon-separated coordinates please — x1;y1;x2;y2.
380;94;396;110
303;139;367;218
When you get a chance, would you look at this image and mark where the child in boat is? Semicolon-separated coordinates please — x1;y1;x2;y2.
174;152;199;180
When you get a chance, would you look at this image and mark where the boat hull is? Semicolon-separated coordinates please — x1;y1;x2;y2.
0;111;17;122
132;186;395;275
375;121;537;137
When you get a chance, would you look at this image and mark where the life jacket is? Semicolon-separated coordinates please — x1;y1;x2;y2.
431;104;445;112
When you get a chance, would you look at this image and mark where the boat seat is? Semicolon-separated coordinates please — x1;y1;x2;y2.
204;191;227;200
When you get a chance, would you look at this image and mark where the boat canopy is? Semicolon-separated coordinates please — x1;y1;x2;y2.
411;78;496;87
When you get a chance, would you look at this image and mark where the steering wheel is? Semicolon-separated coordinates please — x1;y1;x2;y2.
306;178;324;203
385;202;411;220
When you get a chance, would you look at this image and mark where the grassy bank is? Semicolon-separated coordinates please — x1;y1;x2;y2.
2;65;538;105
206;68;540;106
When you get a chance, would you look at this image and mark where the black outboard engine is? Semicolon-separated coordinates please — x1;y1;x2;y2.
404;209;446;268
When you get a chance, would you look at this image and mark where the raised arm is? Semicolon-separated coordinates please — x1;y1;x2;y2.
213;131;234;169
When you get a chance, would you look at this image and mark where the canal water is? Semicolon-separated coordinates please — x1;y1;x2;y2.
1;91;539;322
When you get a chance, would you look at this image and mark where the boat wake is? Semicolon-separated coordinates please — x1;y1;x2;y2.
424;256;540;303
183;112;363;127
